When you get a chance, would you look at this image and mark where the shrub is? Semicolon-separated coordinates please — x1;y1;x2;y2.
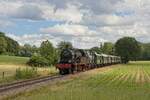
15;67;38;79
27;55;49;67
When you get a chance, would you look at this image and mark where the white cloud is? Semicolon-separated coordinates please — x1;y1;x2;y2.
1;0;150;48
0;1;22;17
0;1;84;23
53;4;83;23
72;36;107;49
40;23;97;36
40;23;105;49
83;14;136;27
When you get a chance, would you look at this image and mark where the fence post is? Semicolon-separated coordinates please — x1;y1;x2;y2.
2;72;4;79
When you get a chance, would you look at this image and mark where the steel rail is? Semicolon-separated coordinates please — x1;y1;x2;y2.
0;75;64;93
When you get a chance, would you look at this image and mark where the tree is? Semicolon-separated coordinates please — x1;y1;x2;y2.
115;37;141;63
140;43;150;60
0;32;20;55
91;47;101;54
40;40;56;65
57;41;73;51
27;55;49;67
19;44;39;57
101;42;115;55
0;37;7;54
19;44;32;57
32;45;39;54
0;32;5;37
5;37;19;55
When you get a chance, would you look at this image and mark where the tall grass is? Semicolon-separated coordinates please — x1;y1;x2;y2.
15;68;38;79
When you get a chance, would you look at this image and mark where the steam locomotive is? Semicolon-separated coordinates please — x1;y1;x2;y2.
56;49;121;75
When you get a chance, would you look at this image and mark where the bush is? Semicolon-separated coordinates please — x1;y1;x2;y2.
15;68;38;79
27;55;49;67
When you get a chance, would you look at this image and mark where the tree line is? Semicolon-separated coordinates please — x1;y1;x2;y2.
0;32;73;66
0;32;150;66
0;32;19;55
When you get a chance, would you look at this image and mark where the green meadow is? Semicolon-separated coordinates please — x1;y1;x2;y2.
0;55;29;65
0;55;58;84
7;61;150;100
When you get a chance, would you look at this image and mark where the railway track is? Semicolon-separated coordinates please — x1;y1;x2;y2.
0;74;64;93
0;66;112;93
0;69;89;95
0;66;115;100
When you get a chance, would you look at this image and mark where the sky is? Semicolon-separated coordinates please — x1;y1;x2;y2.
0;0;150;49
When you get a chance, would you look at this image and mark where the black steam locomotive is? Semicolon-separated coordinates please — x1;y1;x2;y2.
56;49;121;75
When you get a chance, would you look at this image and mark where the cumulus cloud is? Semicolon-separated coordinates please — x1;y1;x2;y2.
1;0;150;48
13;4;45;20
0;1;84;23
53;4;84;23
40;24;97;36
40;24;102;48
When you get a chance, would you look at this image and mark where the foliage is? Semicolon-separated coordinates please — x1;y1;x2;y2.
18;44;39;57
5;37;19;55
15;67;38;79
27;55;49;67
0;37;7;54
91;42;115;55
27;40;58;67
101;42;115;55
90;47;101;53
0;32;5;37
0;32;19;55
115;37;141;63
140;43;150;60
40;40;57;65
57;41;73;50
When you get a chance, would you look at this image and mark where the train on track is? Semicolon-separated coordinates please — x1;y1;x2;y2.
56;49;121;75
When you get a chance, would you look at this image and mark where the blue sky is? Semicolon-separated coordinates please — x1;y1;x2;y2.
0;19;60;35
0;0;149;48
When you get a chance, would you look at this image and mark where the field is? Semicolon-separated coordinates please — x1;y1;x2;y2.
0;55;29;65
7;61;150;100
0;55;58;84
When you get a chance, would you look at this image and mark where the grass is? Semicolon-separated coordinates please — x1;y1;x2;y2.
15;67;38;79
0;55;29;65
0;65;58;84
0;55;58;84
6;61;150;100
